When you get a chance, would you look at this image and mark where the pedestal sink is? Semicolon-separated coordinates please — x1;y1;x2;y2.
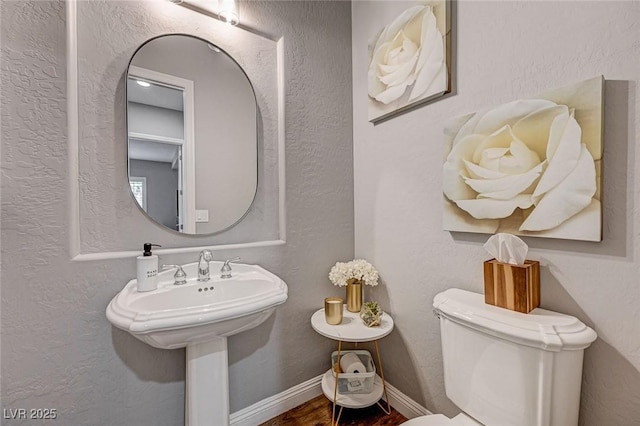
106;261;288;426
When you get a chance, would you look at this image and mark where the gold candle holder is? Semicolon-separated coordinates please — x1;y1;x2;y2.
324;297;343;325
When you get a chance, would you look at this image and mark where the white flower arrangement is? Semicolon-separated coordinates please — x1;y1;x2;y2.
329;259;379;287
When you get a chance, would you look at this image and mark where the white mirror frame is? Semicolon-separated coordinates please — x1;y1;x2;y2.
67;0;286;261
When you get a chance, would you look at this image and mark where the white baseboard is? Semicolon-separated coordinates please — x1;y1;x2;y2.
230;374;324;426
230;374;431;426
384;381;432;419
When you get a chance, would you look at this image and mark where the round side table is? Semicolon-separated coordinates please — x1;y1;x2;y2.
311;305;394;426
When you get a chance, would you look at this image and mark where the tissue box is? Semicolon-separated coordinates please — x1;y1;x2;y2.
483;259;540;313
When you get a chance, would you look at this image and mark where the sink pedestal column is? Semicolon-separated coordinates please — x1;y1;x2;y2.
186;337;229;426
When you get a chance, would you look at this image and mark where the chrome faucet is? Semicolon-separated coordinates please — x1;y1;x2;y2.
220;257;241;279
198;249;214;282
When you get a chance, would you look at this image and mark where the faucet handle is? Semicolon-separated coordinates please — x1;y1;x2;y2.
162;264;187;285
220;257;241;279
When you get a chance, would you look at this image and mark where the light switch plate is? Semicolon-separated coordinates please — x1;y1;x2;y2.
195;209;209;223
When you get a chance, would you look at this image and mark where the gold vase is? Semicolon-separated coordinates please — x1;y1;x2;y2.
346;279;363;313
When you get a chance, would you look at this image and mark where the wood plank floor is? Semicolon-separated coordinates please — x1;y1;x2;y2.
259;395;408;426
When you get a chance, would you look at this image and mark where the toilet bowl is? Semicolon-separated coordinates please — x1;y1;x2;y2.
400;288;597;426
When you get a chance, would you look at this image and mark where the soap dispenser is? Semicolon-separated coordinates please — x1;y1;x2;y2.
137;243;161;292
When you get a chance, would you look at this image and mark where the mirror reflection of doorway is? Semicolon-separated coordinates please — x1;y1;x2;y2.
129;137;183;231
127;69;195;233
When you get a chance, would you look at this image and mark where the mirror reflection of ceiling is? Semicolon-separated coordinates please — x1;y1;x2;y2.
127;79;184;111
129;138;180;163
128;79;183;163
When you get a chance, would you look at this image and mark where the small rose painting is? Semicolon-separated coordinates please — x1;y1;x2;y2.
443;76;604;242
367;1;450;122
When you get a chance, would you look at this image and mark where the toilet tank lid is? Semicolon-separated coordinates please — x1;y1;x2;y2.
433;289;597;352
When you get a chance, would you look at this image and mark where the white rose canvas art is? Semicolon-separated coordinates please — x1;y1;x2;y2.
367;1;451;122
443;76;604;242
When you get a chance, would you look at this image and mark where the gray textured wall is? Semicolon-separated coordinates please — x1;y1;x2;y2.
353;1;640;424
1;1;353;424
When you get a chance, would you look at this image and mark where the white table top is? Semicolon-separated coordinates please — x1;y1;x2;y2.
311;305;394;342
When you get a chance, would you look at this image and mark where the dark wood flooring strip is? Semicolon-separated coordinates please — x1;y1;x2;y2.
259;395;408;426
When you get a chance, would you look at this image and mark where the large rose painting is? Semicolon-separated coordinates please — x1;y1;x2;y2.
443;76;604;242
367;1;450;122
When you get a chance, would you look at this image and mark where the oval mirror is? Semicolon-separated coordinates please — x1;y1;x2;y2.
126;34;257;235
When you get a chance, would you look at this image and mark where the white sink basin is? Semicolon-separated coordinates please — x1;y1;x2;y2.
106;260;288;426
106;261;288;349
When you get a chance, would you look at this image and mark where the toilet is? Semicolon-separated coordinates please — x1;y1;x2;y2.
403;288;597;426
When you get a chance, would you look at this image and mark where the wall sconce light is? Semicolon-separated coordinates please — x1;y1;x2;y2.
218;0;239;26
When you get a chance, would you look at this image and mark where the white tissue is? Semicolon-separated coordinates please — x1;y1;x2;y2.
483;233;528;266
339;352;366;374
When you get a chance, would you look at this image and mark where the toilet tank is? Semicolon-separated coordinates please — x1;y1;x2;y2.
433;289;596;426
